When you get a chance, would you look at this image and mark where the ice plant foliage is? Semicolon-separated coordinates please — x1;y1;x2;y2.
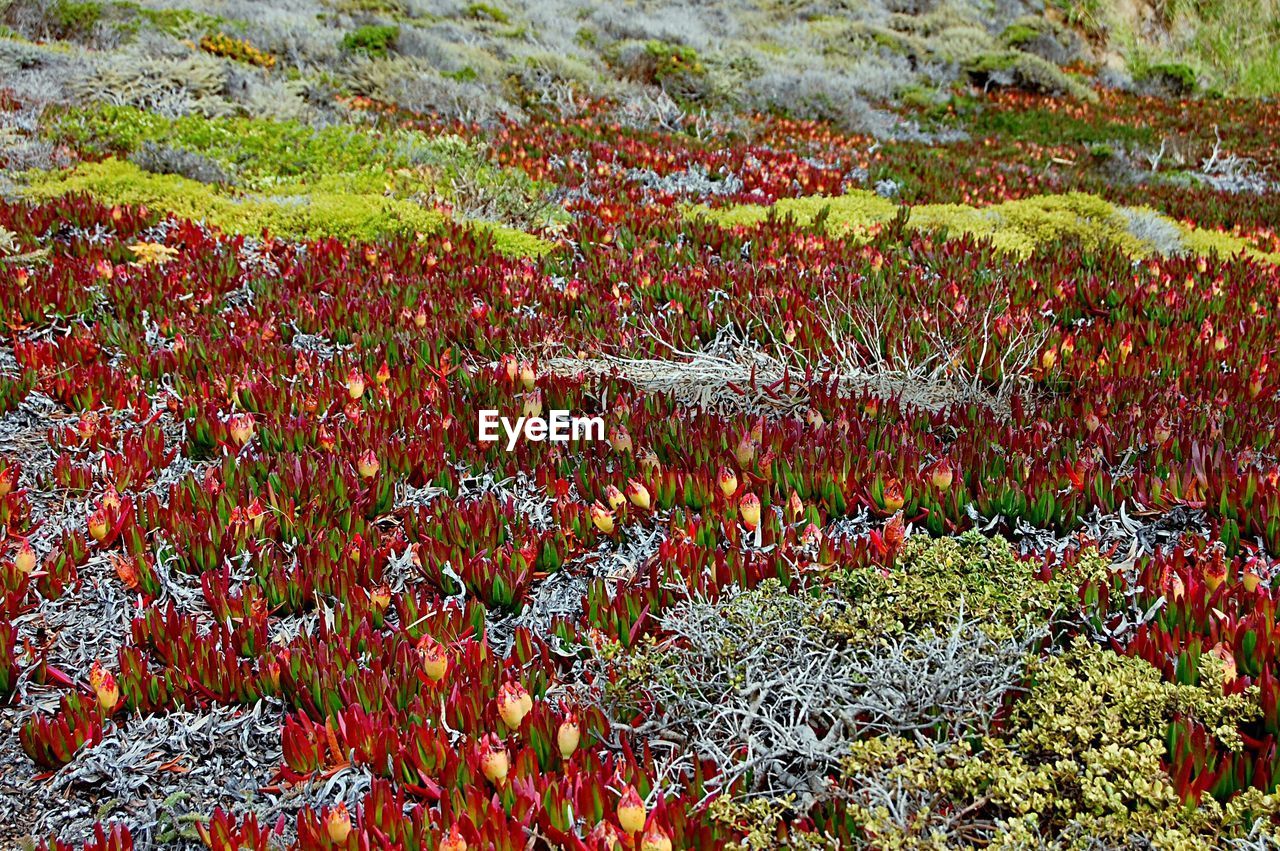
1;78;1280;850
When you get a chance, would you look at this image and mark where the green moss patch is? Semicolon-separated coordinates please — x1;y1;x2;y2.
688;190;1280;264
20;158;551;255
341;24;400;56
35;106;559;254
910;193;1144;257
842;638;1269;846
823;532;1105;642
689;191;899;237
48;105;400;186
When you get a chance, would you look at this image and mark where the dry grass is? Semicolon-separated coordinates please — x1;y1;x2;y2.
544;292;1045;418
579;581;1039;804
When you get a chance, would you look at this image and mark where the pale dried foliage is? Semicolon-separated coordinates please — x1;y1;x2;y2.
1192;125;1275;194
581;582;1037;804
545;288;1045;418
1119;207;1189;256
73;52;235;118
545;324;808;415
825;290;1047;416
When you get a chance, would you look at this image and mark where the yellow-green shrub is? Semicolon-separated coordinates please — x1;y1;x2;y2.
20;158;552;255
688;190;1280;264
689;191;898;236
842;638;1272;849
199;33;276;68
823;532;1106;642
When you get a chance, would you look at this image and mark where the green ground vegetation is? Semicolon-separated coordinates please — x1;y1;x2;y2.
688;190;1279;263
24;105;559;253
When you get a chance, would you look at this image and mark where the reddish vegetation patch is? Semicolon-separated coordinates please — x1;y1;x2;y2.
2;86;1280;849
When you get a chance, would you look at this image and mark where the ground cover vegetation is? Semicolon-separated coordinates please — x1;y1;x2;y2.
1;0;1280;848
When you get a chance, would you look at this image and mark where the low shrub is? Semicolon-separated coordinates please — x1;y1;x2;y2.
998;16;1082;65
606;38;707;103
963;49;1096;101
199;33;276;69
49;0;103;38
342;56;522;123
330;0;406;13
737;68;898;137
842;638;1267;846
586;568;1040;800
465;2;509;24
127;141;229;185
70;52;233;117
20;157;554;254
340;24;399;57
1134;61;1199;95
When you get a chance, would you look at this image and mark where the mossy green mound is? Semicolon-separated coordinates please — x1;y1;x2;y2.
823;532;1107;642
843;638;1271;848
20;158;552;255
48;105;398;186
27;105;560;254
695;190;900;237
688;190;1280;264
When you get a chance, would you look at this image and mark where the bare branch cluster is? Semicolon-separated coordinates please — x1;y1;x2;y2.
1193;125;1273;194
825;289;1047;417
580;582;1038;804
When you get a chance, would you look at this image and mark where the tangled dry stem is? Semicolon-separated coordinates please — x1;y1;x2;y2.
583;582;1039;805
545;290;1044;418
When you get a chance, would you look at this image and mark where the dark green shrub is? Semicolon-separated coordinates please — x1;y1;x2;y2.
340;24;399;56
50;0;103;37
1136;61;1198;95
963;50;1095;100
333;0;406;12
465;2;509;23
605;38;707;103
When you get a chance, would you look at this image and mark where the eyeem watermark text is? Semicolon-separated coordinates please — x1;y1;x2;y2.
478;410;605;451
